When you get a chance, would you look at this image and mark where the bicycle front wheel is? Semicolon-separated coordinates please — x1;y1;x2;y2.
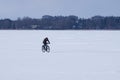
46;45;50;53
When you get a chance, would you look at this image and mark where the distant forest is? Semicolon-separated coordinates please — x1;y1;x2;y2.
0;15;120;30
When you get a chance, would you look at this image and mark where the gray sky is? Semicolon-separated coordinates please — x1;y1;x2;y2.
0;0;120;19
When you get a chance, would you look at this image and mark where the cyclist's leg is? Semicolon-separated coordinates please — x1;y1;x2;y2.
44;44;47;51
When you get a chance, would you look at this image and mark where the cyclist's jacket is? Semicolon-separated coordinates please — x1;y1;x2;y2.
43;38;50;45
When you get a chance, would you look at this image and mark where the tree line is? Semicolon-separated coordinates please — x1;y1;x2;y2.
0;15;120;30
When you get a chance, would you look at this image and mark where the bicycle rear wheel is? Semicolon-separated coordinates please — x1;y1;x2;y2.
42;45;46;53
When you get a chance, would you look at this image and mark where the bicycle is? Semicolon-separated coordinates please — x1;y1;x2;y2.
42;44;50;53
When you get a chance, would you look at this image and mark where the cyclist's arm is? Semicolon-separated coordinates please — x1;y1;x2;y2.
48;40;50;44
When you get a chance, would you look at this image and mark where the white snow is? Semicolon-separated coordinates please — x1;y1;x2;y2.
0;30;120;80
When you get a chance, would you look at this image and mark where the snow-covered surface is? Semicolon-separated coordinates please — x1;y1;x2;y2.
0;30;120;80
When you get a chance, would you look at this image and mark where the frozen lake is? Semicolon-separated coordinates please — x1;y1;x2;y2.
0;30;120;80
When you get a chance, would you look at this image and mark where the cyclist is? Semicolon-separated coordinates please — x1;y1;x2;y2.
43;37;50;50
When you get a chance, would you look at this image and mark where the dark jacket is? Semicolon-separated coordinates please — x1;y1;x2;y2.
43;38;50;45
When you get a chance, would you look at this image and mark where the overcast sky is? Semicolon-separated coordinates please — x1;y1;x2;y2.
0;0;120;19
